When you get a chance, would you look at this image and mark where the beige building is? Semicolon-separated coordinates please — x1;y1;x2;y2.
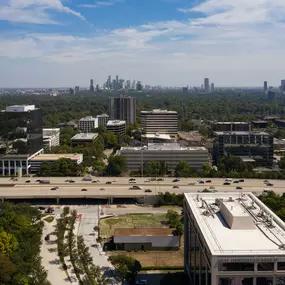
141;109;178;134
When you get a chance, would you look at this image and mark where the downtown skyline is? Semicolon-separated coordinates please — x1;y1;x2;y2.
0;0;285;88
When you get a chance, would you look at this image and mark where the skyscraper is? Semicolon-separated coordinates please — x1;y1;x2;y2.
136;81;143;91
211;83;215;92
204;78;210;92
264;81;268;93
109;96;136;125
281;80;285;92
90;79;94;92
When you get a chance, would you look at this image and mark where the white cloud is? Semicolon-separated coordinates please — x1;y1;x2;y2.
0;0;86;24
78;0;124;9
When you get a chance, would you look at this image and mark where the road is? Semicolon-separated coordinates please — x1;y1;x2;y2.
0;177;283;200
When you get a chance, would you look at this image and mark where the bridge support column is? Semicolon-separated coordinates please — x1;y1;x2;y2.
110;197;113;204
56;197;60;205
0;197;4;203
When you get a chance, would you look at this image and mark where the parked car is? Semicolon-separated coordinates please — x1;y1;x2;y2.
136;280;147;285
205;180;212;183
236;186;243;190
173;185;179;189
144;189;152;193
81;189;88;192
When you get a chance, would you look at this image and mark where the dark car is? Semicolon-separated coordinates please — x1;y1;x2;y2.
239;179;245;182
199;180;205;184
172;179;180;182
106;181;112;184
36;179;41;182
81;189;87;192
44;234;50;241
25;180;31;183
92;181;98;183
144;189;152;193
236;186;243;190
50;187;58;190
100;188;105;191
233;181;239;183
205;180;212;183
69;180;75;183
223;182;231;185
156;178;164;181
173;185;179;189
267;183;274;187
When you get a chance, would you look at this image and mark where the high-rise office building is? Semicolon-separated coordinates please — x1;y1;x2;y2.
90;79;94;92
69;88;75;95
132;80;136;90
136;81;143;91
268;90;276;101
126;80;131;89
264;81;268;93
0;105;43;175
109;96;136;125
211;83;214;92
204;78;210;92
75;86;80;93
281;80;285;92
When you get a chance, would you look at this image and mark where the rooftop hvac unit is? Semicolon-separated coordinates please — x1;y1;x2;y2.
228;197;234;202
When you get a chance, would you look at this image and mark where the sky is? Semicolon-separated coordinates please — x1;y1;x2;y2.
0;0;285;88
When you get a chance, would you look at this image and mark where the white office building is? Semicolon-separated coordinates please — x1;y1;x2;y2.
96;114;109;126
141;109;178;134
42;128;60;151
184;192;285;285
117;143;208;172
78;116;98;132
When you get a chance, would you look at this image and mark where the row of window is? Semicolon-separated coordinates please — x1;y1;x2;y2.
219;262;285;272
1;161;27;167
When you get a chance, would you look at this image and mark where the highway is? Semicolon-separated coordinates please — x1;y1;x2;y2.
0;177;284;201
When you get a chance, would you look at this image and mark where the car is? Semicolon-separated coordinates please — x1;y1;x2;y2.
106;181;112;184
172;178;180;182
112;179;117;183
199;180;205;184
65;179;70;182
50;187;57;190
129;178;136;182
202;188;217;193
92;181;98;183
144;179;151;182
188;182;196;185
82;177;93;181
129;186;143;190
136;280;147;285
81;189;88;192
144;189;152;193
236;186;243;190
156;178;164;181
239;179;245;182
267;183;274;187
69;180;75;183
223;182;231;185
205;180;212;183
233;180;239;183
36;179;41;182
25;180;31;183
150;178;156;181
100;188;105;191
173;185;179;189
129;181;136;183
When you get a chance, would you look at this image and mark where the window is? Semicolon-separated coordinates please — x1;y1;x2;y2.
276;277;285;285
218;277;253;285
258;263;274;271
219;262;254;271
256;277;273;285
278;263;285;271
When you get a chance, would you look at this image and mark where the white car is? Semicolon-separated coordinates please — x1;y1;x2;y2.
188;182;196;185
112;179;117;183
144;179;151;182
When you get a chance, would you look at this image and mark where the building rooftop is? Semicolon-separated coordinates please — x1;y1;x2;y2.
43;128;60;137
96;114;109;118
121;143;207;152
215;122;249;125
252;120;268;124
141;109;177;114
31;153;83;161
114;228;175;237
107;120;126;126
79;116;97;121
214;131;269;136
71;133;98;141
185;192;285;256
5;105;36;112
143;133;172;140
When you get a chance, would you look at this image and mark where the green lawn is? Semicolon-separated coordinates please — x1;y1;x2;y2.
100;213;167;238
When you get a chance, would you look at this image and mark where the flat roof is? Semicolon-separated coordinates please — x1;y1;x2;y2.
214;131;269;135
31;154;83;161
185;192;285;256
114;228;174;237
107;120;126;126
215;122;249;124
141;109;177;114
121;143;207;151
143;133;171;140
71;133;98;141
79;116;97;121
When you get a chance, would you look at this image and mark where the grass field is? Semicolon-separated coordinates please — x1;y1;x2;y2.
99;213;167;238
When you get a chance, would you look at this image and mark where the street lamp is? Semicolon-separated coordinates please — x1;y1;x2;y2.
138;128;144;177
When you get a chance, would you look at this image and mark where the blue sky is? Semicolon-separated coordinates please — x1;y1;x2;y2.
0;0;285;87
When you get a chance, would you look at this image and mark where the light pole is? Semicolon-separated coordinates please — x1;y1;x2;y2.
139;128;144;177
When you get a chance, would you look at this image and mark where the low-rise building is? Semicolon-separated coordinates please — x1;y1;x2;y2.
113;228;179;251
78;116;98;132
42;128;60;151
117;143;209;172
184;192;285;285
58;120;77;130
106;120;126;135
213;122;250;132
30;153;83;173
70;133;98;147
251;120;268;129
142;133;173;144
96;114;109;126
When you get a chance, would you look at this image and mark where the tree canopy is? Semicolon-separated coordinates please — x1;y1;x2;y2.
106;156;127;176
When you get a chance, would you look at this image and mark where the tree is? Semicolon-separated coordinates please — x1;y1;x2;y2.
175;160;191;177
38;162;51;176
166;210;179;223
144;161;161;177
108;254;141;283
175;223;184;246
0;229;18;256
220;156;246;172
102;131;118;148
106;156;127;176
0;253;16;284
279;156;285;171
